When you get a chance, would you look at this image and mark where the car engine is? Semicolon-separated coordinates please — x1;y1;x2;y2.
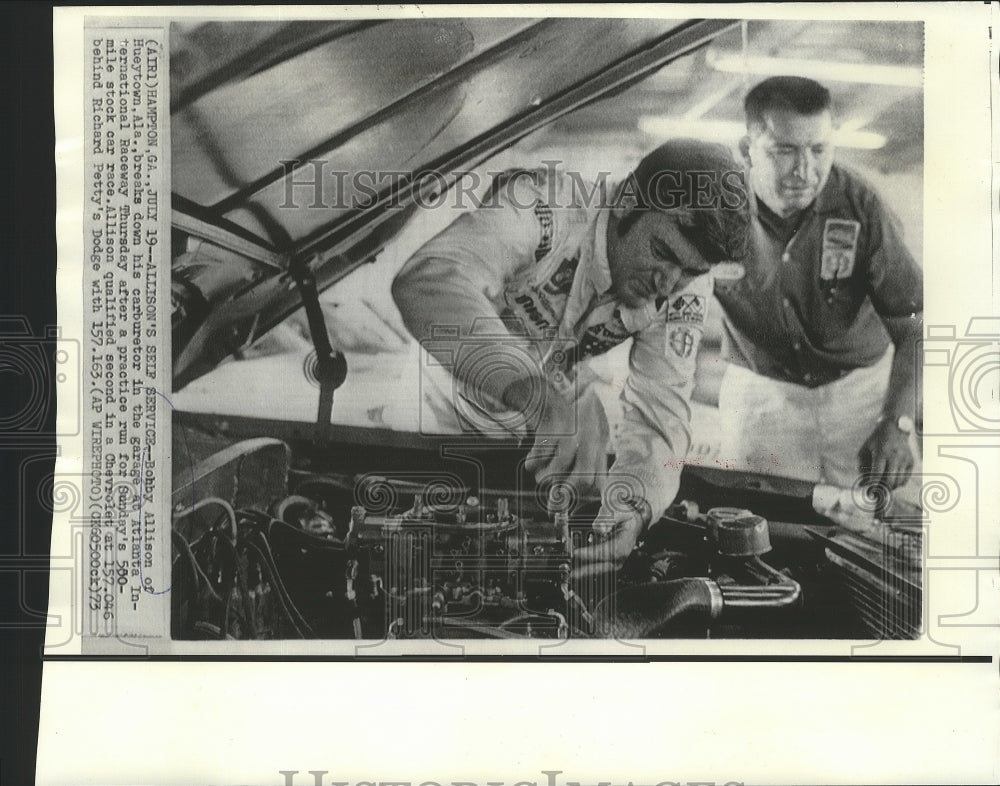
171;435;921;642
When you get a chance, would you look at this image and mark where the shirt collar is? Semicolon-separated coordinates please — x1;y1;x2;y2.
811;164;843;215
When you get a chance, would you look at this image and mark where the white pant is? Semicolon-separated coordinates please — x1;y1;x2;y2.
717;350;916;489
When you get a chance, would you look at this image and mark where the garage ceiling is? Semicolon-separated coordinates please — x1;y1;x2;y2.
538;19;923;173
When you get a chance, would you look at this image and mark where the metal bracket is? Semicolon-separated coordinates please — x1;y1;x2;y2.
287;253;348;440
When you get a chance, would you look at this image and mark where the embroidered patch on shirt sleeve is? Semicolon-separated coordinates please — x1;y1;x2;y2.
667;326;696;358
665;293;707;324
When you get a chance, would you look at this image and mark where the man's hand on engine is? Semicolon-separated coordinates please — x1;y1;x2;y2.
859;417;914;490
572;499;648;567
524;386;610;509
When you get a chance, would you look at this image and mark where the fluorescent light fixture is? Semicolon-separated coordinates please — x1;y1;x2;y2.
637;119;743;145
706;51;923;88
637;117;887;150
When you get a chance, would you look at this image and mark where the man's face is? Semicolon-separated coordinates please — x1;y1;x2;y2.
606;208;713;308
743;108;835;217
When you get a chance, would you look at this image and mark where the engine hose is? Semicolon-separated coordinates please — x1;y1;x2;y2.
593;578;722;638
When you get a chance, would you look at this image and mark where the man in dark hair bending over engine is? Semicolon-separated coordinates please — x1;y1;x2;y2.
393;139;750;563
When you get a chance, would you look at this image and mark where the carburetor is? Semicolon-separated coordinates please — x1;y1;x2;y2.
344;487;579;639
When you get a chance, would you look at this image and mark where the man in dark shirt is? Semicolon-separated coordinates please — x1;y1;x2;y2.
714;76;922;496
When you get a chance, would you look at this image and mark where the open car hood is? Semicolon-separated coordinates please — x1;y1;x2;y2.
169;17;738;389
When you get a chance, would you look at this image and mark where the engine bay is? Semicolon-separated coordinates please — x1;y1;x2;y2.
170;431;922;642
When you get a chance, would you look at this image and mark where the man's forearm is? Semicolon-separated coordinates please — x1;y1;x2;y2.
881;312;923;421
393;254;542;414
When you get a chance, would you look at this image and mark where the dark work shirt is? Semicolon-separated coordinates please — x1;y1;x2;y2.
714;165;923;388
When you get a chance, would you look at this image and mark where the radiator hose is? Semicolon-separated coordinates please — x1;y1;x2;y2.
593;578;722;638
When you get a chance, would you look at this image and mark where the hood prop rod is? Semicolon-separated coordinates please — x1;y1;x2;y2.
288;253;348;442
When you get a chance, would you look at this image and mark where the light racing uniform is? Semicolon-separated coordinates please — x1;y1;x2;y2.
394;168;713;522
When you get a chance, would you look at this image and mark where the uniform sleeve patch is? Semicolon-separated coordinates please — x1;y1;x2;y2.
668;326;696;358
666;293;707;324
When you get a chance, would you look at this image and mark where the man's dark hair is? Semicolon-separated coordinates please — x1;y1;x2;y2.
616;138;750;264
744;76;832;133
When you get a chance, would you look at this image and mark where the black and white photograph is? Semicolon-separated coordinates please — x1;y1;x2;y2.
165;16;926;644
32;4;998;785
